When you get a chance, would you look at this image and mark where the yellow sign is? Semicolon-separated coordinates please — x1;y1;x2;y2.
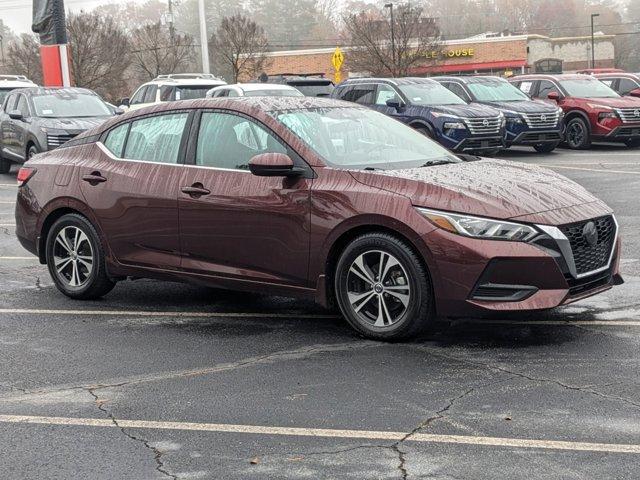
332;47;344;71
335;71;342;84
424;48;475;60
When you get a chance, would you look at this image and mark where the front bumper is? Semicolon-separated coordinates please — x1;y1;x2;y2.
601;124;640;141
452;136;505;152
420;220;622;318
506;129;563;146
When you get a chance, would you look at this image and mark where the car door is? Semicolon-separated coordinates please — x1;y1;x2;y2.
78;111;191;269
10;94;32;159
370;83;406;121
178;110;311;286
0;93;19;160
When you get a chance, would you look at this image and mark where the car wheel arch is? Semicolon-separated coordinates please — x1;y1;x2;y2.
409;120;435;136
564;110;591;128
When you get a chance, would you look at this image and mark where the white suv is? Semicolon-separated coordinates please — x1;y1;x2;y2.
0;75;36;106
120;74;226;111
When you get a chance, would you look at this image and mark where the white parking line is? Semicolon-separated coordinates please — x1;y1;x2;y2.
0;184;16;187
545;165;640;175
0;224;15;227
0;308;338;319
0;257;35;260
0;201;15;204
0;414;638;454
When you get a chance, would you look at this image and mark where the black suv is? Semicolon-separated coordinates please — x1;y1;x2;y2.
433;76;564;153
0;87;115;173
259;73;335;97
332;77;506;154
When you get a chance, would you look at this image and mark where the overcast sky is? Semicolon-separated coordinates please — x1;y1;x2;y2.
0;0;147;35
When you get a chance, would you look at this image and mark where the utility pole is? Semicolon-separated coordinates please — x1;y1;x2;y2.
167;0;176;46
198;0;210;73
590;13;600;69
385;3;395;75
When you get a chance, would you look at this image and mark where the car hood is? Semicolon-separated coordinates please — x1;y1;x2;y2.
349;159;606;222
421;103;501;118
39;116;112;134
478;99;558;114
580;96;640;108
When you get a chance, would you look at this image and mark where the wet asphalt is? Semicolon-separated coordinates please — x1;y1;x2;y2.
0;145;639;479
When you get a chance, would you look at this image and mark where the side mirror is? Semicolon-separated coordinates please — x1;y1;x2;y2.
547;91;561;101
386;99;404;110
118;97;130;107
628;88;640;98
8;110;23;121
249;153;303;177
114;107;125;115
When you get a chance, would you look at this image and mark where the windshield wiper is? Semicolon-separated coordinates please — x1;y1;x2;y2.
421;159;455;167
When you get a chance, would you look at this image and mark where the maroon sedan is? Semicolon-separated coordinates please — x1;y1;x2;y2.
14;97;622;340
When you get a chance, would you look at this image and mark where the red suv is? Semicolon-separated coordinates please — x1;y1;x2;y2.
510;74;640;149
593;72;640;98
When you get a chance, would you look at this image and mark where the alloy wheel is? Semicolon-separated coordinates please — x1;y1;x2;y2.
346;250;411;327
52;226;94;288
567;122;585;148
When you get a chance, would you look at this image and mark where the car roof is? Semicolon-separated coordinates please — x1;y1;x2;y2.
144;77;226;87
432;76;507;84
594;72;640;79
509;73;592;81
0;75;36;89
213;83;300;92
339;77;438;86
9;86;97;97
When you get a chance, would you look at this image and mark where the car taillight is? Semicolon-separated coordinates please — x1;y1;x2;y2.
17;167;36;187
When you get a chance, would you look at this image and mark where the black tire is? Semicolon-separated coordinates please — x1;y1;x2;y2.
481;148;502;156
334;233;434;341
533;142;559;153
564;117;591;149
0;157;10;174
27;144;39;159
414;126;434;139
625;139;640;148
46;213;116;299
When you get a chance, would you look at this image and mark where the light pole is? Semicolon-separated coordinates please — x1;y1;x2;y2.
590;13;600;69
198;0;210;74
384;3;395;75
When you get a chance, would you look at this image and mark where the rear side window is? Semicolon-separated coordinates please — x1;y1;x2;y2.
130;86;148;105
124;113;188;164
341;84;376;105
104;123;129;157
160;85;174;101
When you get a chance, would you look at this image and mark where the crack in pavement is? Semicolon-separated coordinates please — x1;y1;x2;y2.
0;341;382;403
87;388;177;480
412;345;640;411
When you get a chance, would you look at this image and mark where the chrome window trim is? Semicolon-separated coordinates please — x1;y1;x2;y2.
536;214;618;279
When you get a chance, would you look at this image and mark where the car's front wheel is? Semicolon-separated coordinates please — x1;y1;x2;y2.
27;145;39;159
334;233;434;341
625;139;640;148
0;157;10;174
564;117;591;149
533;142;559;153
46;213;115;299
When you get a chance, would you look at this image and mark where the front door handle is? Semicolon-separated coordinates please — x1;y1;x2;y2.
181;184;211;197
82;172;107;185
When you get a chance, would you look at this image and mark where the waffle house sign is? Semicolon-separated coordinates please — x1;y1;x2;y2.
423;48;475;59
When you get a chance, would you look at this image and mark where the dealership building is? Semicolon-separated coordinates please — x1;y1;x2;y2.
262;32;616;80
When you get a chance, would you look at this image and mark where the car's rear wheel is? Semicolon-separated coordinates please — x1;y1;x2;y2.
334;233;434;341
533;142;559;153
0;157;10;174
625;139;640;148
565;117;591;149
46;213;115;299
27;145;39;159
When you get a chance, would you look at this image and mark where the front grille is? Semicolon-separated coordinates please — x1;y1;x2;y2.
522;112;561;128
459;137;503;151
47;133;78;149
518;131;563;142
463;117;502;135
559;215;616;276
613;126;640;137
567;270;612;297
614;108;640;124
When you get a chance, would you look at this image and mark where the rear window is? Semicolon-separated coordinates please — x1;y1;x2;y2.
175;86;215;100
288;82;334;97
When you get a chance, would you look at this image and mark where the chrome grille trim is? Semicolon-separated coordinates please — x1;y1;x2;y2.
614;108;640;124
521;112;561;128
463;117;502;135
47;133;77;148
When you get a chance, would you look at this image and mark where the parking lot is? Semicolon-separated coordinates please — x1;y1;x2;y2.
0;146;639;479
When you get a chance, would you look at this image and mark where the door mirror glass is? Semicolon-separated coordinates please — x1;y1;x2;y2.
8;109;23;121
118;97;130;107
385;99;404;109
628;88;640;98
547;91;561;101
249;153;299;177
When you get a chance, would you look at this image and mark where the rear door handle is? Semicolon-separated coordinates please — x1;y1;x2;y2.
82;172;107;184
181;184;211;197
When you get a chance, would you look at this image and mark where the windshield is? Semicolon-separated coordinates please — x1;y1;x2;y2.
399;83;467;105
467;80;530;102
245;89;303;97
0;88;13;106
559;78;620;98
32;93;112;118
275;107;459;170
175;86;215;100
289;82;334;97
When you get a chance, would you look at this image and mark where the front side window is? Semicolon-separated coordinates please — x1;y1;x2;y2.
374;84;401;105
160;85;174;101
618;78;639;95
143;85;158;103
275;107;458;170
16;95;30;117
446;83;470;102
104;123;129;157
537;80;559;98
399;82;467;106
123;113;188;164
32;93;112;118
559;78;619;98
467;80;530;102
130;86;148;105
195;112;286;170
175;86;213;100
0;89;13;107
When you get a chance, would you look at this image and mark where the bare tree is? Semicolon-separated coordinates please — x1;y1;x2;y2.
3;34;42;84
343;4;440;77
67;12;131;100
209;15;269;82
130;22;196;80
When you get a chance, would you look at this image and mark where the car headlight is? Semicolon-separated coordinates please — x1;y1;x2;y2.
505;115;524;125
443;121;466;129
598;111;617;121
417;208;539;242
